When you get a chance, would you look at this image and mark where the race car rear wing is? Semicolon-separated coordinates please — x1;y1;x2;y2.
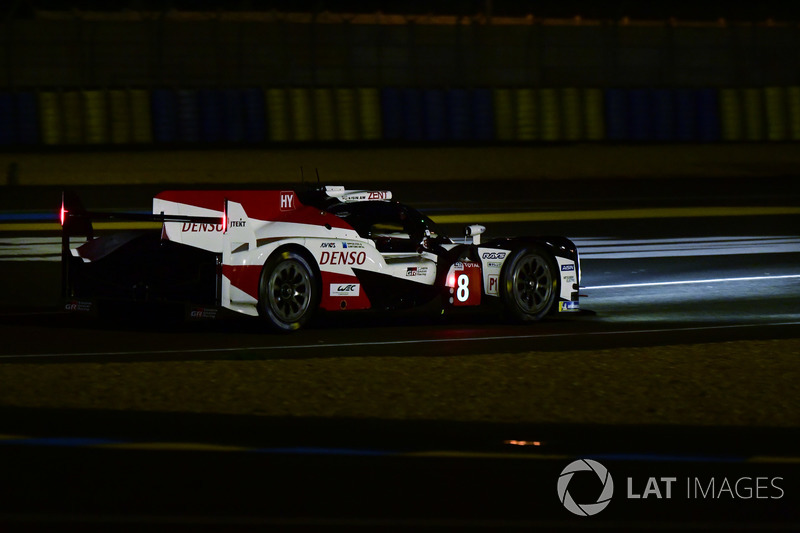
60;191;224;238
60;191;224;298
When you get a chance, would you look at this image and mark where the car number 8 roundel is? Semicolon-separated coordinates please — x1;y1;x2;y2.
456;274;470;302
451;262;482;307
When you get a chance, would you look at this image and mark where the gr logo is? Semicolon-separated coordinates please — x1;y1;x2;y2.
557;459;614;516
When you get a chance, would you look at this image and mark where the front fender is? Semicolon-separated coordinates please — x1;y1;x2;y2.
480;237;580;307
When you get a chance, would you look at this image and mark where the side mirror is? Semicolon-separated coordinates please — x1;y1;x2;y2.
417;229;433;254
464;224;486;245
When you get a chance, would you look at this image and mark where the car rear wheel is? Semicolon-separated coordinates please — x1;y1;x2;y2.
259;249;319;332
500;247;558;322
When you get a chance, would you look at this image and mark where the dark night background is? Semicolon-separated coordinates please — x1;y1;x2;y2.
5;1;800;20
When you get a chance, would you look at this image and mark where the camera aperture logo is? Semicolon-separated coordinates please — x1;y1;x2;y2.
557;459;785;517
557;459;614;516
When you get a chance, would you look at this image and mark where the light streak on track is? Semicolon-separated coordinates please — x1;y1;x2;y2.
0;237;69;261
584;274;800;291
575;236;800;259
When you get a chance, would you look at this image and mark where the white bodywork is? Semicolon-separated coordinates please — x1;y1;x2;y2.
153;193;439;317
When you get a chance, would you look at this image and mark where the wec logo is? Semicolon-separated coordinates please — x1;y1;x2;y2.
329;283;360;297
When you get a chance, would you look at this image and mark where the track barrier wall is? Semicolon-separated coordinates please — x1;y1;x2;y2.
61;91;82;145
1;87;799;148
335;88;358;142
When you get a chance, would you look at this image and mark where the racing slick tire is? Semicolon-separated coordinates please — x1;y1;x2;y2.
499;246;558;323
259;248;320;332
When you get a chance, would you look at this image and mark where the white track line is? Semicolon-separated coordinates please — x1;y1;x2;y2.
574;236;800;259
2;321;800;360
584;274;800;290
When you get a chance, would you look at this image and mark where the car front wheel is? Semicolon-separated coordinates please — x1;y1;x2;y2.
500;247;558;322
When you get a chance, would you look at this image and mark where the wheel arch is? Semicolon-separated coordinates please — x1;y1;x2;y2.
483;236;577;259
265;242;320;272
257;242;322;332
258;242;323;298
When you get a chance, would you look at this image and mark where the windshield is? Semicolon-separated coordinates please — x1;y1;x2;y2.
328;200;451;244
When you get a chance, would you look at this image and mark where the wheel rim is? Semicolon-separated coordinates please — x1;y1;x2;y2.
267;259;312;323
511;254;553;315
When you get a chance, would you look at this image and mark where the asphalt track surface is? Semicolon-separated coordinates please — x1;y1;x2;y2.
1;176;800;530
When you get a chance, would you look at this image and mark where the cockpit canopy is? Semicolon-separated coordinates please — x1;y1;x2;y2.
327;200;451;252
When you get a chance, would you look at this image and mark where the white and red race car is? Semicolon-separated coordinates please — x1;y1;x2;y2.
61;186;580;331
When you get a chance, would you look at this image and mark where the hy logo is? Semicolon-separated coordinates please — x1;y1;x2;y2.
557;459;614;516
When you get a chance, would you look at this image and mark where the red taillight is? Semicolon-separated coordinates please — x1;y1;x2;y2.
60;199;67;226
222;199;228;233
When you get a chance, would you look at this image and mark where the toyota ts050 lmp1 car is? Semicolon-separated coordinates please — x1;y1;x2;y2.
60;186;580;331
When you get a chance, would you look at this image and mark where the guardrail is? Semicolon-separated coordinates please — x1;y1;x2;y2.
1;86;799;147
